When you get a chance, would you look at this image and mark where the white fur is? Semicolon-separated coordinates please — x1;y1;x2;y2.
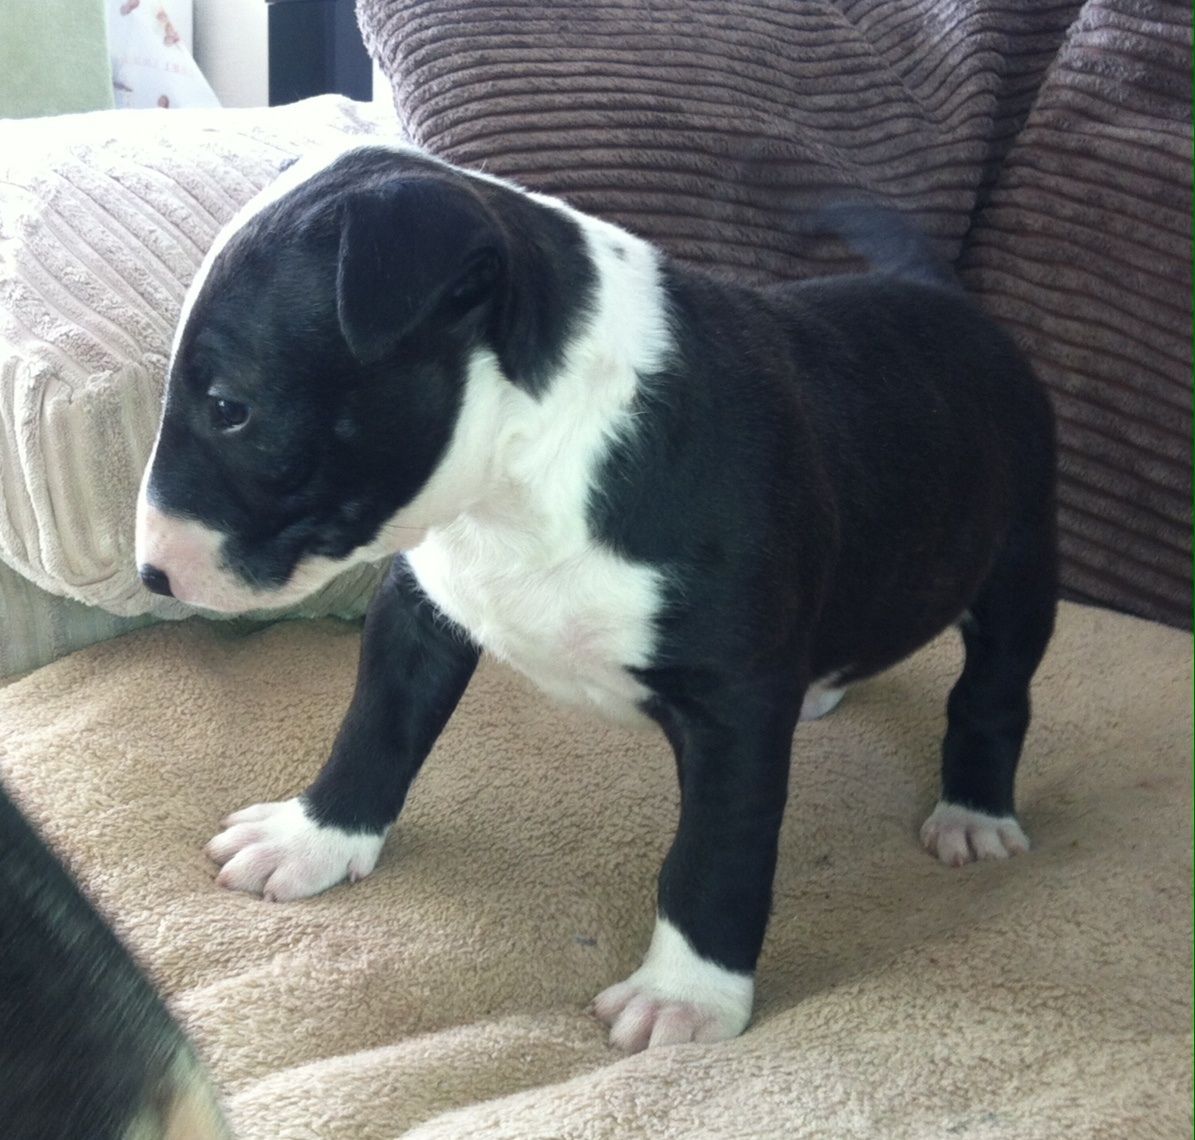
799;678;846;722
591;916;754;1050
920;800;1030;867
407;214;673;723
205;797;385;901
135;506;226;610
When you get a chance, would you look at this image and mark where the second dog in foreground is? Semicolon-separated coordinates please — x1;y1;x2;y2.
0;781;230;1139
135;145;1057;1052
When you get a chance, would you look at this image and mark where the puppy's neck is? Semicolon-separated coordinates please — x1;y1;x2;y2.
406;213;673;552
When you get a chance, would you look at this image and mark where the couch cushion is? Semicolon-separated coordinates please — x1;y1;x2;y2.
0;96;398;621
362;0;1080;282
0;557;153;679
961;0;1192;627
362;0;1191;627
0;600;1189;1137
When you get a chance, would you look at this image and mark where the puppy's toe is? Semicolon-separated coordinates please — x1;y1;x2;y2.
204;822;265;865
594;984;747;1052
215;844;282;895
604;993;659;1053
920;801;1030;866
645;1003;709;1049
221;802;284;828
591;918;753;1052
589;980;635;1024
206;797;385;901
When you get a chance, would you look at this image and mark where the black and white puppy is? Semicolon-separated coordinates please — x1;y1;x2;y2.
135;145;1057;1052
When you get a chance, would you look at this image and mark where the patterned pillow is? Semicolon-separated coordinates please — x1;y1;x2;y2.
0;96;400;623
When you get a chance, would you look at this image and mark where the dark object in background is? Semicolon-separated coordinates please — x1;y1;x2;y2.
267;0;372;106
0;781;229;1140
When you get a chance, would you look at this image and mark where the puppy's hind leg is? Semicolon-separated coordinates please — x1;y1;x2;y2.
922;514;1057;866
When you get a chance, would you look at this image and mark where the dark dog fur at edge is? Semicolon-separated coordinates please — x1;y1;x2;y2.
0;781;230;1139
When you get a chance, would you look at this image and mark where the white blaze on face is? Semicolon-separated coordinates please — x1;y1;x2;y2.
134;335;512;614
135;454;437;615
135;476;414;614
133;499;238;612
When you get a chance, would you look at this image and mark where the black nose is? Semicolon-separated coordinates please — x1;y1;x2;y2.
139;564;174;597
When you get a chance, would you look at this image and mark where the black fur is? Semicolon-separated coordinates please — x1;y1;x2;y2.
149;149;593;590
596;264;1056;971
0;782;228;1137
144;147;1057;1021
305;558;480;834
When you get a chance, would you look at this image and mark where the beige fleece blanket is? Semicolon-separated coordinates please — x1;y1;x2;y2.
0;600;1190;1138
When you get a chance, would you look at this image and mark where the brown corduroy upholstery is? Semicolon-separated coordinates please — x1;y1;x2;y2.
359;0;1192;626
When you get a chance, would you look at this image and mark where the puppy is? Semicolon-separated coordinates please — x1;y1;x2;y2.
0;781;230;1138
135;145;1057;1052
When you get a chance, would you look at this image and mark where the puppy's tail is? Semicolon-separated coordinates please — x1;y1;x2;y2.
812;203;958;290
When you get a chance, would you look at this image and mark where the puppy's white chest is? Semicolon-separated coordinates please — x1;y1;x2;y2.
408;524;661;725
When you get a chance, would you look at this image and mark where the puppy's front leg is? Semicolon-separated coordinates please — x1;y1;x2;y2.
594;679;800;1050
206;559;479;901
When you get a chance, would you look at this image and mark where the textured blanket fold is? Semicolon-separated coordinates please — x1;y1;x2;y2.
1;600;1189;1137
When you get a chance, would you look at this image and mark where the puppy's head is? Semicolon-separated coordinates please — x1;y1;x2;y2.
135;147;591;613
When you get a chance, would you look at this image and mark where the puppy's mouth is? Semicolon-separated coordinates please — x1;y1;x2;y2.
134;504;276;613
134;500;426;614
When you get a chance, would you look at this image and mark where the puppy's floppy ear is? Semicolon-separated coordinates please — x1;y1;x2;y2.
336;179;502;363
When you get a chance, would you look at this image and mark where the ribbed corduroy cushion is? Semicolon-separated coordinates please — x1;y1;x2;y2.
362;0;1082;281
960;0;1192;627
361;0;1192;626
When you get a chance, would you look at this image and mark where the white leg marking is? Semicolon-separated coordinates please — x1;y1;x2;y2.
591;917;753;1051
799;681;846;722
920;800;1030;867
205;798;385;901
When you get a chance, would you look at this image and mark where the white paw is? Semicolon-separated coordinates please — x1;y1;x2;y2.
799;680;846;722
920;800;1030;867
591;917;753;1051
205;798;385;901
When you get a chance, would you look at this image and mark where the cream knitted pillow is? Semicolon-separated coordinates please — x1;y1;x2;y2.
0;96;400;623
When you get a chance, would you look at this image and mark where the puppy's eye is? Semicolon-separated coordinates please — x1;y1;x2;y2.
209;395;251;432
